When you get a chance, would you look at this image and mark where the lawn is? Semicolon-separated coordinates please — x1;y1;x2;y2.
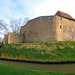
0;64;74;75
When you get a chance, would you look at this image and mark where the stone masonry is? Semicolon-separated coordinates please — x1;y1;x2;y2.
4;11;75;44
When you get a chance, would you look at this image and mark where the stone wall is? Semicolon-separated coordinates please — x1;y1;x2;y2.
4;15;75;44
60;17;75;41
20;16;59;42
7;32;23;43
4;34;8;44
20;15;75;42
55;16;63;41
55;16;75;41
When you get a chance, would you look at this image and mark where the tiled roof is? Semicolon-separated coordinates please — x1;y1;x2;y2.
55;11;74;20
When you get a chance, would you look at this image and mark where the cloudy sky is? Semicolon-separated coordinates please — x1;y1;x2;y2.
0;0;75;23
0;0;75;39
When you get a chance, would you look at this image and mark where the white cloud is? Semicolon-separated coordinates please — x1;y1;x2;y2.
0;0;26;22
0;0;75;22
15;0;75;19
32;0;75;18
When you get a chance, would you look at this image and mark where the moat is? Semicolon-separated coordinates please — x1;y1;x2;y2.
0;59;75;73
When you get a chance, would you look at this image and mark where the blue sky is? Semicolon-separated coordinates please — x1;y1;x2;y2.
0;0;75;39
0;0;75;23
0;0;44;22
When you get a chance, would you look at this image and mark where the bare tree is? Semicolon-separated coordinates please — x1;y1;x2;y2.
0;20;7;30
9;18;29;34
0;19;9;43
23;17;29;25
0;20;9;34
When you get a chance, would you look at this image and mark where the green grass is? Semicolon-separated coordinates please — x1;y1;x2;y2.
0;64;74;75
0;41;75;62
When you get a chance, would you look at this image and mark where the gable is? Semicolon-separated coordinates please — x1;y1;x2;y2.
55;11;74;20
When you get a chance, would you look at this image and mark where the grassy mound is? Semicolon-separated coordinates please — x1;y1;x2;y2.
0;64;74;75
0;41;75;62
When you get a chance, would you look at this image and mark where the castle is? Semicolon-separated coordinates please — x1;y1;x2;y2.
3;11;75;44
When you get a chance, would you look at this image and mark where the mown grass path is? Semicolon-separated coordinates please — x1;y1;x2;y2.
0;64;75;75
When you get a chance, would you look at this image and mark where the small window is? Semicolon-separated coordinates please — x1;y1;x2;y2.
69;20;70;22
60;26;62;29
61;17;62;20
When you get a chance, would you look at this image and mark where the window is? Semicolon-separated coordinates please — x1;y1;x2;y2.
60;26;62;29
61;17;62;20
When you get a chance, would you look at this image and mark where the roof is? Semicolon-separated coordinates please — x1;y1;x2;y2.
55;11;74;20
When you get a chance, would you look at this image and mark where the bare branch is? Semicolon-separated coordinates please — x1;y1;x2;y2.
9;18;29;34
0;19;9;34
